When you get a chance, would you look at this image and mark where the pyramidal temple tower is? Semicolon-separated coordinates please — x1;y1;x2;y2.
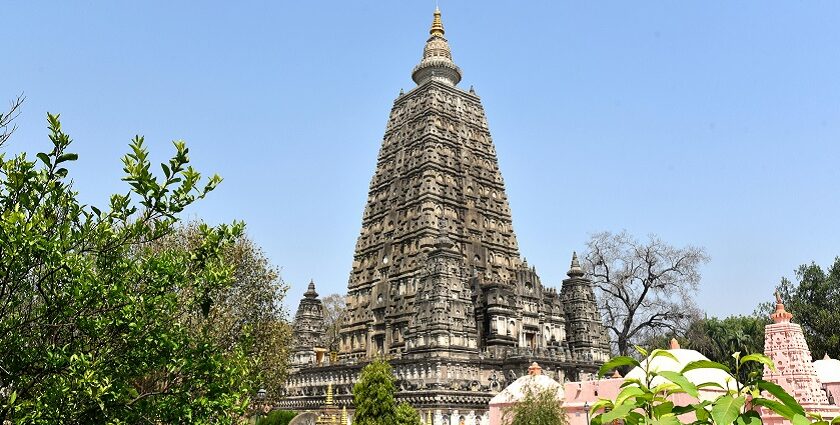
283;9;610;424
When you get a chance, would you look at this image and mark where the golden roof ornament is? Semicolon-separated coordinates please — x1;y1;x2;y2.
430;7;445;36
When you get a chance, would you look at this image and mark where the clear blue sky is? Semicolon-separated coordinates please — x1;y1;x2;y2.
5;2;839;318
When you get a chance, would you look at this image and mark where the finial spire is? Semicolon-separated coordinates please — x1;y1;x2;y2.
567;251;584;277
669;338;681;350
430;7;445;37
770;291;793;323
412;8;462;86
304;279;319;298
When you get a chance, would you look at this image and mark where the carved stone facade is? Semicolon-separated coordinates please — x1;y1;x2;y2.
291;280;327;368
281;9;610;424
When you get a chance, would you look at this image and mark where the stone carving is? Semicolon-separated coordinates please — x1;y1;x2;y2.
282;9;609;424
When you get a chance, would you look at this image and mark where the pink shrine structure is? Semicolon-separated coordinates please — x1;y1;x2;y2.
488;294;840;425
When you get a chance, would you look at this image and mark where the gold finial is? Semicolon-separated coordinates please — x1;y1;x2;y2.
430;7;445;37
341;406;349;425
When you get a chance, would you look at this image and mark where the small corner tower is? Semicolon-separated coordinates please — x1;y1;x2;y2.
291;280;327;368
560;252;611;364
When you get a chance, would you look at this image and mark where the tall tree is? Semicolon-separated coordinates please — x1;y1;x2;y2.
154;224;293;398
764;258;840;360
680;315;767;380
321;293;346;352
353;359;397;425
584;231;709;356
0;110;256;423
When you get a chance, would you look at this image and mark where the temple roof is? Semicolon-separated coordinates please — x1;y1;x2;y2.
411;7;462;86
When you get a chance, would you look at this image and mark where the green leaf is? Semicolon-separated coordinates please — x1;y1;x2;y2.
742;353;776;371
653;413;681;425
681;359;731;374
752;398;797;420
56;153;78;163
599;401;636;423
657;370;699;398
598;356;641;377
792;414;811;425
615;386;645;405
735;411;763;425
649;348;680;364
37;152;51;166
711;395;746;425
652;401;674;419
756;380;806;416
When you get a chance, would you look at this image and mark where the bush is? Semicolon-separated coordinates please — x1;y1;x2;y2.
257;410;297;425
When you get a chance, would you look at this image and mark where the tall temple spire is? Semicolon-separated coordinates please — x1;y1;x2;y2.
412;7;462;86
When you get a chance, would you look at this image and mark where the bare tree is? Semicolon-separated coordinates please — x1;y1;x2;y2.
583;231;709;356
321;293;346;352
0;94;24;147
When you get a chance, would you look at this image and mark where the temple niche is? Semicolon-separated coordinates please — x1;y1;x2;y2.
280;8;610;424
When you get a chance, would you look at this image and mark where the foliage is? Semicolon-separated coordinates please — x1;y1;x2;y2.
321;293;346;352
395;402;422;425
591;348;840;425
0;111;256;423
155;223;293;398
256;410;297;425
647;316;768;381
353;358;398;425
760;259;840;360
502;385;567;425
584;231;710;356
686;316;767;381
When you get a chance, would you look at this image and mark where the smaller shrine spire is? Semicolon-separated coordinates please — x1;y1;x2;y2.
770;291;793;323
304;279;319;299
669;338;681;350
567;251;584;278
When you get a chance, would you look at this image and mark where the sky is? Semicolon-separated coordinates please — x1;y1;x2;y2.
5;2;839;318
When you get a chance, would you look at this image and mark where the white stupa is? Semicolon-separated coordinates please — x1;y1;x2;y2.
489;362;564;404
814;354;840;384
625;338;739;394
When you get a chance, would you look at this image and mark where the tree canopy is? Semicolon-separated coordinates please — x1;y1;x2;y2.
765;258;840;360
352;358;421;425
502;385;567;425
584;231;709;356
0;110;275;423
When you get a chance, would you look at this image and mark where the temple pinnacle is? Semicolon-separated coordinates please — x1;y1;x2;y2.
430;6;445;36
567;251;584;277
304;279;319;298
411;7;462;86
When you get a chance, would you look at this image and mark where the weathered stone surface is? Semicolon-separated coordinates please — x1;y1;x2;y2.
282;9;610;424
